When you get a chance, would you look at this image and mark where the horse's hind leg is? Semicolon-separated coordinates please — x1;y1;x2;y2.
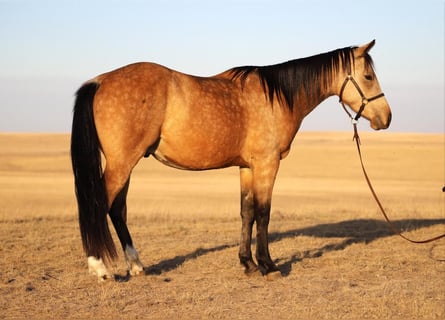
108;177;144;277
85;164;137;280
84;154;144;281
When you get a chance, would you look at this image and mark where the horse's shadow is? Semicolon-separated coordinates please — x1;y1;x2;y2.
143;218;445;277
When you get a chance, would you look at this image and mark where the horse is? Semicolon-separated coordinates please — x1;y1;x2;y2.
71;40;391;281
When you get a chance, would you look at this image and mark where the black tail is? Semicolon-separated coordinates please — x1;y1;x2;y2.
71;82;117;262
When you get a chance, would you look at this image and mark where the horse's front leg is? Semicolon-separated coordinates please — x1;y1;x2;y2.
238;167;259;275
254;200;280;276
252;159;281;279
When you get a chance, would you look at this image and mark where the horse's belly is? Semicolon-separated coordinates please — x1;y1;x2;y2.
152;137;242;171
152;149;194;170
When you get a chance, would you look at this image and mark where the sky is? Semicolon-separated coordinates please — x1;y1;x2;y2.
0;0;443;133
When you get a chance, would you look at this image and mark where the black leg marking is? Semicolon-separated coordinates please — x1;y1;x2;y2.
109;178;133;250
255;201;279;275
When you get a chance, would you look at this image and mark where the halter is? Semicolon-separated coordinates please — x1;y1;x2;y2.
338;75;385;122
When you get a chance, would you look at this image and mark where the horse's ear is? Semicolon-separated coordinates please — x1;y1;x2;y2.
356;40;376;56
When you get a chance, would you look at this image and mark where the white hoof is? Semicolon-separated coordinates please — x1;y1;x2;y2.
88;256;111;281
130;264;144;276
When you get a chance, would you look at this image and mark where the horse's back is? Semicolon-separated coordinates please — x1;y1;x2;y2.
95;62;172;82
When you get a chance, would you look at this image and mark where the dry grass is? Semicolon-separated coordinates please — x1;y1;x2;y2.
0;132;444;319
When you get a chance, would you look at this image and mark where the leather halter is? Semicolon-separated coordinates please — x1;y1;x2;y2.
339;75;385;122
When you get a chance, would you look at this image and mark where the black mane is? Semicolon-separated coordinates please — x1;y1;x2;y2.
229;46;374;110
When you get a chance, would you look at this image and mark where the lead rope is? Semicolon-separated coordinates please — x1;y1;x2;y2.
350;119;445;244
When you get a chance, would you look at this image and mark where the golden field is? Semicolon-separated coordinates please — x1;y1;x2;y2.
0;131;444;319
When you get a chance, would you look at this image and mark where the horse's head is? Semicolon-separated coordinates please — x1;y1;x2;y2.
338;40;392;130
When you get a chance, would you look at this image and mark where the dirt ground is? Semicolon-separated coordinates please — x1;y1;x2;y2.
0;131;444;319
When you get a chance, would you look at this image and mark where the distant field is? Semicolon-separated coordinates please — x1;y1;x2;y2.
0;132;444;319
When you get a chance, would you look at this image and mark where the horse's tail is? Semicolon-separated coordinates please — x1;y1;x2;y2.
70;81;117;263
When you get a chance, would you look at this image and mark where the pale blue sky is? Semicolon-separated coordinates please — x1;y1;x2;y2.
0;0;443;132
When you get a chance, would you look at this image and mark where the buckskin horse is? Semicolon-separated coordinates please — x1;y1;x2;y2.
71;40;391;281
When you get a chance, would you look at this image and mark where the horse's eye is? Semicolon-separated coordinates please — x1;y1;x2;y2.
364;75;373;81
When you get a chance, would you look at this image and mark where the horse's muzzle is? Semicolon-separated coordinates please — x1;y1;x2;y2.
371;112;392;130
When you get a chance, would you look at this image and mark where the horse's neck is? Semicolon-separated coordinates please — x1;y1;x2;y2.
293;85;335;119
308;66;350;115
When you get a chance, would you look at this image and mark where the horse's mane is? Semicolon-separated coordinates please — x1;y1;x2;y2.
229;46;375;110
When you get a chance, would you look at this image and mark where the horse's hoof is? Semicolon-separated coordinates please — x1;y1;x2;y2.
88;256;112;281
243;266;262;277
265;270;282;281
130;264;144;276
